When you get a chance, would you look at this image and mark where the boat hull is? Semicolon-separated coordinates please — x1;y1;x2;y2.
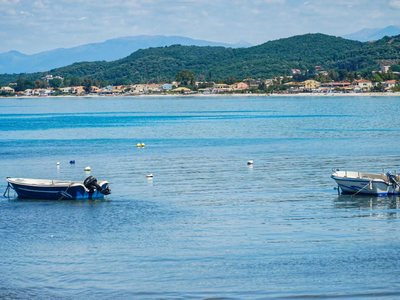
332;175;390;196
8;181;109;200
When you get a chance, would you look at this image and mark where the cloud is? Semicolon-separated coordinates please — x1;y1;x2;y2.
389;0;400;8
0;0;19;4
33;1;46;8
128;9;149;15
20;11;33;16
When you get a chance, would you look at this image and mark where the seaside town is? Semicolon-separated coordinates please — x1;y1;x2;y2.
1;65;400;97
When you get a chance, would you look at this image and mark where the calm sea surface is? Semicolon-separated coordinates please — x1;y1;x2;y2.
1;96;400;299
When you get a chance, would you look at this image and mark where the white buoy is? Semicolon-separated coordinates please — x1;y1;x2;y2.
247;160;254;165
57;162;60;165
146;174;153;178
85;166;91;171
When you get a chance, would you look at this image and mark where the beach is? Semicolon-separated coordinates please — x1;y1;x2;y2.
2;91;400;99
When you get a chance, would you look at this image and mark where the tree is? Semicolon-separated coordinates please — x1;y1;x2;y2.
387;71;395;80
281;75;291;84
348;72;355;83
225;77;237;85
317;75;332;83
15;77;26;92
48;78;62;89
197;74;205;83
328;69;338;81
34;79;48;89
15;77;33;92
391;64;400;72
372;73;383;83
207;70;212;82
244;78;254;86
372;82;384;92
69;77;82;86
175;70;195;86
258;81;266;91
338;69;348;81
82;78;92;93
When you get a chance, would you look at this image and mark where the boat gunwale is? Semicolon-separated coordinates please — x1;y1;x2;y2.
331;174;389;185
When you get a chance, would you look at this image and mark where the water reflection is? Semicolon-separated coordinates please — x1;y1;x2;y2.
333;194;400;219
6;197;111;205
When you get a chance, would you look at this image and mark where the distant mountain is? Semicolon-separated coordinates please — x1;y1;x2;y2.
233;40;253;48
0;35;251;74
343;26;400;42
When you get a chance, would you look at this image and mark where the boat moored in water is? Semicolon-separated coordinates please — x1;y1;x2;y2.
331;169;400;196
5;176;111;200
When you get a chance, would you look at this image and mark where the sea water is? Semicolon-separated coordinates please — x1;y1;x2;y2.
0;96;400;299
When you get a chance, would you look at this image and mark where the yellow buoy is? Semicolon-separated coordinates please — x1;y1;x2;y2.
85;166;91;171
141;143;145;147
137;143;141;147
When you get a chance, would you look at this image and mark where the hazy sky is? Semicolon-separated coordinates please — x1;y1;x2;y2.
1;0;400;54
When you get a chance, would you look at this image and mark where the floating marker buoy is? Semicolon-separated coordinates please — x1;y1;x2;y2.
85;166;91;171
146;174;153;178
141;143;145;147
57;162;60;165
70;160;75;164
137;143;141;147
247;160;254;165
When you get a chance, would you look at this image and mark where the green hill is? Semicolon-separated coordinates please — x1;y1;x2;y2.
1;33;400;86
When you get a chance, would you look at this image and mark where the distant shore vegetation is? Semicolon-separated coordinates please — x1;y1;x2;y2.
1;33;400;96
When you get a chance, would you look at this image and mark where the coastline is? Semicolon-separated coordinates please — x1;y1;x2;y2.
2;92;400;99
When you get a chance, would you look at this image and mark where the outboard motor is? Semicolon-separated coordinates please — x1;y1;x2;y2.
386;172;400;190
84;176;111;195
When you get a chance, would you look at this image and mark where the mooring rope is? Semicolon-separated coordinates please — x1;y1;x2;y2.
58;183;73;201
3;182;13;198
351;179;374;198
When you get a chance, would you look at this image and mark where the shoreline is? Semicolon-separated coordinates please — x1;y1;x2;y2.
1;92;400;99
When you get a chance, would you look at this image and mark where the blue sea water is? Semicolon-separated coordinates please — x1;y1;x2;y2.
1;95;400;299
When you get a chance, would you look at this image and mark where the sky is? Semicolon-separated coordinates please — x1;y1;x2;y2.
1;0;400;55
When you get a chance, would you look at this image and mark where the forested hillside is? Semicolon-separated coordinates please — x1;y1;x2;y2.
1;33;400;86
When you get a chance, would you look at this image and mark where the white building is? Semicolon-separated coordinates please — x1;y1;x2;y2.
354;80;372;91
383;80;397;88
0;86;15;93
24;89;34;96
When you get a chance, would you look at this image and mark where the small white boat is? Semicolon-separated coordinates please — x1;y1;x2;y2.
331;170;400;196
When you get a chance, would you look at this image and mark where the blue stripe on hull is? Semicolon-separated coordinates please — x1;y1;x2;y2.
10;183;108;200
340;190;389;197
337;184;400;197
